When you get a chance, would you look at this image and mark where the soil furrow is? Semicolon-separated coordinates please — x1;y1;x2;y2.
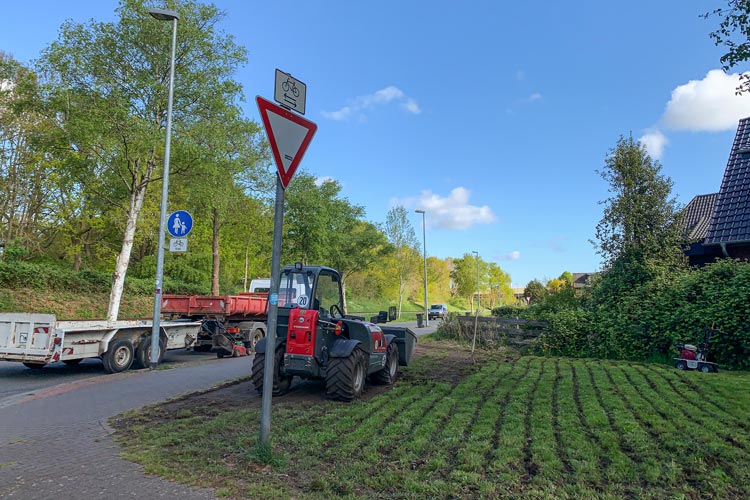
521;358;546;482
552;358;574;475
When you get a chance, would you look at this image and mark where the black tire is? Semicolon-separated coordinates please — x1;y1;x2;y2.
135;338;164;369
251;344;292;396
62;359;82;366
326;346;367;401
102;339;134;373
217;351;226;359
23;362;44;369
700;364;713;373
676;360;688;371
371;342;399;385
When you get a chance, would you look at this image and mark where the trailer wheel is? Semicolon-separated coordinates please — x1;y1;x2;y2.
371;342;399;385
676;360;687;371
103;339;135;373
251;344;291;395
23;362;45;369
700;364;713;373
326;346;367;401
135;338;165;369
248;328;265;352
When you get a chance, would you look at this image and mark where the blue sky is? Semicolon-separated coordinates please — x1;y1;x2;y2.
3;1;749;287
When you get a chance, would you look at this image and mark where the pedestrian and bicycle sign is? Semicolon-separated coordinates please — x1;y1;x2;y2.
167;210;193;238
274;69;306;115
256;96;317;189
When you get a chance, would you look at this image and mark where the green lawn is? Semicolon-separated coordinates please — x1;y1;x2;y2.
113;341;750;499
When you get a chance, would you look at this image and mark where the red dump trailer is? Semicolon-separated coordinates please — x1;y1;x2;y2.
161;292;269;354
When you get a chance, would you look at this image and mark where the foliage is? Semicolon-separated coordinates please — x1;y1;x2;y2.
383;206;420;318
593;136;683;269
704;0;750;94
0;260;202;295
523;279;547;304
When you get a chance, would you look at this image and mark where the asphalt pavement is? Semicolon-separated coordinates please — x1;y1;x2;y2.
0;320;434;499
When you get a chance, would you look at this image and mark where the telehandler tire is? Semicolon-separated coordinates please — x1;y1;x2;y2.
326;346;367;401
371;342;398;385
251;344;291;395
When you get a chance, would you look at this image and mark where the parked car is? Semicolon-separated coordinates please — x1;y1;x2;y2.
428;304;448;320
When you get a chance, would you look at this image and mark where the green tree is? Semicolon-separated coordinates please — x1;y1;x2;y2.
593;135;683;269
38;0;250;320
523;279;547;304
384;206;420;318
487;262;513;308
705;1;750;94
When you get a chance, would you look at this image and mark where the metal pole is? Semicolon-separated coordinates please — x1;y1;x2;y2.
260;176;285;445
471;250;479;358
415;210;428;327
150;15;178;369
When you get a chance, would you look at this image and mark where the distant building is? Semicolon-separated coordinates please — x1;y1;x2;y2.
682;117;750;266
572;273;596;290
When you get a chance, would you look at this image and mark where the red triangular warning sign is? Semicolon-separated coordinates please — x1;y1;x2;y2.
256;96;317;189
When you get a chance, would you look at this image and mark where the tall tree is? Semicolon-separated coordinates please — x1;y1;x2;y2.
384;206;419;318
593;136;682;269
705;1;750;94
38;0;250;320
0;54;63;260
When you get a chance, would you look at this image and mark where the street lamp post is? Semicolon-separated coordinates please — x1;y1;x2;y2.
415;210;428;327
149;7;179;369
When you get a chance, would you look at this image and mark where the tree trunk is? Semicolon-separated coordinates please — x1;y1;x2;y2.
106;181;148;322
211;207;220;295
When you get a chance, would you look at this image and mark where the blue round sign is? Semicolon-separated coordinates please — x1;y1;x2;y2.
167;210;193;237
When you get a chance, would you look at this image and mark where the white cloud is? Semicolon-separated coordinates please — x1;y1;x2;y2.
500;250;521;261
322;85;421;121
528;93;542;102
314;176;334;187
639;129;668;160
393;187;496;230
662;69;750;132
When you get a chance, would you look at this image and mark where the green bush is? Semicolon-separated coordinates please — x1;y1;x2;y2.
0;261;206;296
524;257;750;370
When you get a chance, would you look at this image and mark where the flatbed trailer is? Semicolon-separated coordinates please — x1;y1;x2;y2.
0;313;202;373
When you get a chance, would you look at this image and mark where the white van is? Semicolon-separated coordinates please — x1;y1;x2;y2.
249;278;271;293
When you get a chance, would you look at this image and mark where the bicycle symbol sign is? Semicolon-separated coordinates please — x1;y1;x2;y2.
274;69;307;115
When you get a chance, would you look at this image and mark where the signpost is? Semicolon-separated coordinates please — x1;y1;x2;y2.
257;75;317;446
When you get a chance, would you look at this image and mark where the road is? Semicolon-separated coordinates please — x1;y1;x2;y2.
0;348;216;408
0;320;434;499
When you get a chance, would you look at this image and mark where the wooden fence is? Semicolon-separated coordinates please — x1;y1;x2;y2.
455;315;549;347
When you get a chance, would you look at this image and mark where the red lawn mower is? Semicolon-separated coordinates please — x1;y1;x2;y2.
674;327;718;373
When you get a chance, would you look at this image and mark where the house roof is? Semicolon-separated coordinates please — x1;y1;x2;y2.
705;117;750;245
681;193;719;241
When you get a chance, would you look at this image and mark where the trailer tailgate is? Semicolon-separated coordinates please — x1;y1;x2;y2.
0;313;58;364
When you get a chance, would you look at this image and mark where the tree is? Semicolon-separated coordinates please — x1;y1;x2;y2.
705;1;750;94
593;136;683;269
487;262;513;309
38;0;250;320
384;206;420;318
523;279;547;304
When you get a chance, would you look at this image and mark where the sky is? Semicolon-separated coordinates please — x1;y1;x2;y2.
2;1;749;287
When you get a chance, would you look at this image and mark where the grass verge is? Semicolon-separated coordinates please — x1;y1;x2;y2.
111;341;750;499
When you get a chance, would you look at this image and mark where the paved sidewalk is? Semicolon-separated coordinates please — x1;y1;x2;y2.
0;357;252;499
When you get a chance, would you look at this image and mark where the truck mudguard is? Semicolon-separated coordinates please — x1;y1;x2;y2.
329;338;362;358
384;334;396;348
